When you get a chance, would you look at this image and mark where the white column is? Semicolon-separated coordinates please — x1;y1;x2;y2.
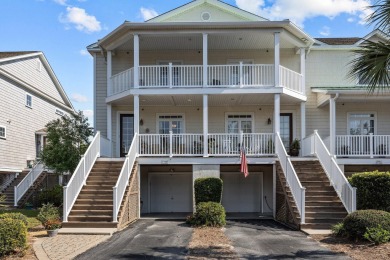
329;96;336;155
274;32;280;87
203;94;208;157
107;51;112;96
134;34;140;88
203;33;208;87
274;94;280;133
300;102;306;140
134;95;140;135
107;104;112;142
300;48;306;93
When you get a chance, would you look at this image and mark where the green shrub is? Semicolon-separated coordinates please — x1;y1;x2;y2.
0;218;27;256
37;203;60;228
343;210;390;240
331;222;346;237
348;171;390;211
0;213;28;226
364;225;390;245
187;202;226;227
35;185;63;207
194;178;223;205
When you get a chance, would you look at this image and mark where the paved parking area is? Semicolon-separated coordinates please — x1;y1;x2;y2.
225;219;350;259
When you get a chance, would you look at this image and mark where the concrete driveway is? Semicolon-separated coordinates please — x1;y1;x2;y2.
75;219;192;260
225;219;349;259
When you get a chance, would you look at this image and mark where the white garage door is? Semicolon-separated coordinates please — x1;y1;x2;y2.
221;172;262;213
150;173;192;213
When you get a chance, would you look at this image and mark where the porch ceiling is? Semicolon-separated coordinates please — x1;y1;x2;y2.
116;32;298;51
111;93;302;107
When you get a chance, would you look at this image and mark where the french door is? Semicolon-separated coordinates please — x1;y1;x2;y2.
120;114;134;157
280;113;293;152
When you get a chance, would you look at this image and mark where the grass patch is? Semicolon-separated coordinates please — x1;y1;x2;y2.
0;209;41;229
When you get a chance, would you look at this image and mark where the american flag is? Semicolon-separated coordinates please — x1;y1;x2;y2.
240;146;249;177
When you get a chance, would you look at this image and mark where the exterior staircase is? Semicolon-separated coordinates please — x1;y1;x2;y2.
63;159;125;228
293;160;348;229
1;170;29;207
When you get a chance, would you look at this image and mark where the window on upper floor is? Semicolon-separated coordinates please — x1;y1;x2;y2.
0;126;6;139
55;108;65;116
26;94;32;108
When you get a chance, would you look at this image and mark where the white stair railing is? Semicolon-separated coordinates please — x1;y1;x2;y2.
304;130;357;213
275;132;306;224
63;131;101;222
14;163;45;206
113;133;138;222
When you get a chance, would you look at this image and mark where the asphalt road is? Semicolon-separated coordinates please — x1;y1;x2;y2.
75;219;192;260
224;219;350;259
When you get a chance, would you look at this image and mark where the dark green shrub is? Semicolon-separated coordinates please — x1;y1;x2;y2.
343;210;390;240
35;185;63;207
194;178;223;205
348;171;390;211
37;203;60;228
0;218;27;256
331;222;346;237
187;202;226;227
0;213;28;226
364;225;390;245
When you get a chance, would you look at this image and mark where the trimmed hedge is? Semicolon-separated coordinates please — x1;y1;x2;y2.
0;213;28;227
348;171;390;211
343;210;390;240
0;218;27;256
194;177;223;205
187;202;226;227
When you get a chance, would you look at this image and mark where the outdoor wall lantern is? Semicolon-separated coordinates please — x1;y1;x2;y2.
267;118;272;125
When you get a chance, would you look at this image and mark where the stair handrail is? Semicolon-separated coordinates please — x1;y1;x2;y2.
63;131;101;222
113;133;138;222
14;163;45;206
275;132;306;224
309;130;357;213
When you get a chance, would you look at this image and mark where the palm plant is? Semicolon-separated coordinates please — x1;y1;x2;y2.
349;0;390;93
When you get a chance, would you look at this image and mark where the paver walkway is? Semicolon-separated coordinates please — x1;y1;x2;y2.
224;219;350;259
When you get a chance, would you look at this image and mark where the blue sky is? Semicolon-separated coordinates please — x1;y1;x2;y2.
0;0;375;126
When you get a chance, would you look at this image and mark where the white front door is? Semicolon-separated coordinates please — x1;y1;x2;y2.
221;172;262;213
149;173;192;213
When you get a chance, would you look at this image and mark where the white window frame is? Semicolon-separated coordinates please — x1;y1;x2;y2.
36;60;42;72
225;112;254;133
0;125;6;139
26;93;33;108
156;113;186;134
347;112;377;135
55;108;65;116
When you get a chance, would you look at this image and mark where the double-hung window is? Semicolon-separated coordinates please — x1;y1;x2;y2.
0;126;6;139
26;94;32;108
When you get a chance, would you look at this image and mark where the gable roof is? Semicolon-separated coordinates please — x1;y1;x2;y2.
147;0;267;22
0;52;75;113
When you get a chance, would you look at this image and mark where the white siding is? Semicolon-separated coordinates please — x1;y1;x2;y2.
0;75;69;170
95;54;108;137
0;56;65;104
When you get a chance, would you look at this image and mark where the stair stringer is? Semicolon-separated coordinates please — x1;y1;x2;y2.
117;162;139;230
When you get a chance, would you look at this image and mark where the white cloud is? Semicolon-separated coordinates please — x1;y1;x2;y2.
54;0;67;5
235;0;372;27
347;17;355;22
71;93;88;103
79;49;89;56
140;7;158;21
60;6;101;33
319;26;331;36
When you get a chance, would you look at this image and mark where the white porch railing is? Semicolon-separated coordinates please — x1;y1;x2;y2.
63;131;101;222
138;133;274;157
14;163;45;206
110;68;134;95
279;65;303;93
336;134;390;158
275;132;305;224
109;64;303;95
303;131;356;213
113;133;138;222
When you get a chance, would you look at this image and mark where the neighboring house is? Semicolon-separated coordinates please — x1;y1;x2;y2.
62;0;390;230
0;51;74;206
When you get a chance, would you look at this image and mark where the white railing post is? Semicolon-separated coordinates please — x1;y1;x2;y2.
239;130;244;151
301;188;306;223
169;131;173;157
369;133;374;158
113;187;117;222
13;186;17;207
83;156;86;185
63;186;68;222
169;63;173;88
352;187;357;212
239;61;243;87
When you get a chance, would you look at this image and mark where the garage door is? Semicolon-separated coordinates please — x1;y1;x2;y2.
150;173;192;213
221;172;262;213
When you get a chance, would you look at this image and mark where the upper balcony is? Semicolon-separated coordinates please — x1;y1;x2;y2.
109;63;303;96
